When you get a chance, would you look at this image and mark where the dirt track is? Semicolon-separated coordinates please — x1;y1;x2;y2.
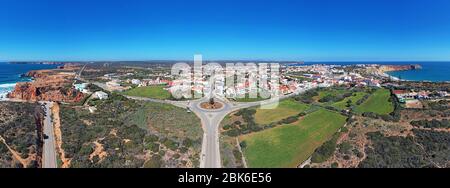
51;103;71;168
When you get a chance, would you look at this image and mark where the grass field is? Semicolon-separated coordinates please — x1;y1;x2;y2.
241;109;347;168
122;86;171;100
331;92;367;109
315;89;346;102
232;94;270;102
355;89;394;115
254;99;309;125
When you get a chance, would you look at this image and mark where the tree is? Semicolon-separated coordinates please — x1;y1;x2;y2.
311;134;339;163
346;99;352;107
240;141;247;149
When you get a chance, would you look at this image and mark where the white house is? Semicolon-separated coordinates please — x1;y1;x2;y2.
74;83;87;91
131;79;141;85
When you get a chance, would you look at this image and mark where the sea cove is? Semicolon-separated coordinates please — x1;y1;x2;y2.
386;62;450;82
0;62;58;98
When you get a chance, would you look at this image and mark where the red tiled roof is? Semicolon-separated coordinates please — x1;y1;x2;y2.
393;90;407;95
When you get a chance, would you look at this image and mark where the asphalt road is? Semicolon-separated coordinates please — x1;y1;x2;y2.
42;102;57;168
188;97;231;168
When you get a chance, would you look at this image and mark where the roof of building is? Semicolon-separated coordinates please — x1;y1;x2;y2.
393;90;408;95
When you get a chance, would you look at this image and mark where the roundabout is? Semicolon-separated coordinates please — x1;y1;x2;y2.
198;98;225;111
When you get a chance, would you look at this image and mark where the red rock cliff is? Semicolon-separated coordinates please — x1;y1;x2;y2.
8;69;84;102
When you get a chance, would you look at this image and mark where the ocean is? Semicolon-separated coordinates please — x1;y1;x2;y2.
295;61;450;82
385;62;450;82
0;62;58;98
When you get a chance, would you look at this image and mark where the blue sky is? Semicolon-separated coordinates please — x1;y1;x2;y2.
1;0;450;61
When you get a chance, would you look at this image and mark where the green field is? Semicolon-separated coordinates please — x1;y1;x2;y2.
232;94;270;102
254;99;309;125
331;92;367;109
241;109;347;168
122;86;171;99
316;89;346;101
355;89;394;115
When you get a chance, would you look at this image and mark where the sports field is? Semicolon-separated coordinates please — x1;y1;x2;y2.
241;109;347;168
122;86;171;100
355;89;394;115
254;99;309;125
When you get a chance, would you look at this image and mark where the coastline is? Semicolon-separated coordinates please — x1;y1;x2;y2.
0;78;32;100
0;62;58;100
291;61;448;83
381;71;402;81
0;83;16;100
385;69;450;83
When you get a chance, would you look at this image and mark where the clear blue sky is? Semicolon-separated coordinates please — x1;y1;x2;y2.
1;0;450;61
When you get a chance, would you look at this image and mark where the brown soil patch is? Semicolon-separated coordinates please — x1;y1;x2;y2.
89;141;107;162
109;129;118;137
82;119;94;126
51;103;71;168
405;100;423;109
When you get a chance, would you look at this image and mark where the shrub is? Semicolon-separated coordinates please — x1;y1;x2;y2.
339;142;352;154
280;116;299;124
225;129;240;137
311;134;339;163
240;141;247;149
330;162;339;168
144;155;162;168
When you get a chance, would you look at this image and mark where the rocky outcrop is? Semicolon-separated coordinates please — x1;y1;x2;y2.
380;64;422;72
8;82;84;102
25;70;47;78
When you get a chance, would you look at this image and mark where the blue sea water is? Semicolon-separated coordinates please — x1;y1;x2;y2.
385;62;450;82
0;62;58;98
295;61;450;82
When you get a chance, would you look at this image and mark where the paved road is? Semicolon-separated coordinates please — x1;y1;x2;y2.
188;97;231;168
76;63;89;79
42;102;57;168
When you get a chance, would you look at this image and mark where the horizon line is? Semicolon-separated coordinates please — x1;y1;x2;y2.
2;59;450;63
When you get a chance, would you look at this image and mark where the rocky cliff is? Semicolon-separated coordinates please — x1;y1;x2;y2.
380;64;422;72
8;69;84;102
